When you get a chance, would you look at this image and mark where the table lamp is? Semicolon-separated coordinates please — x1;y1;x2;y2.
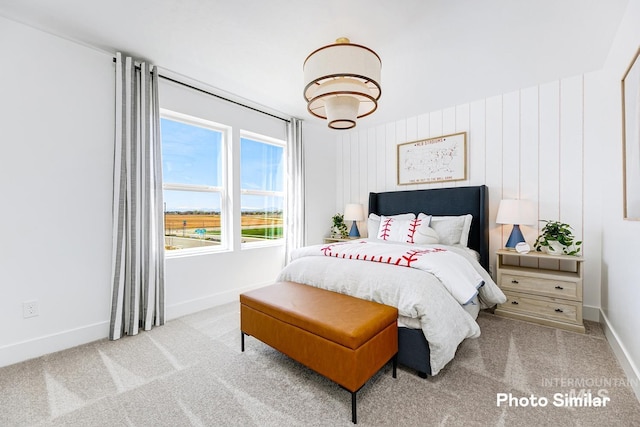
343;203;364;238
496;199;536;248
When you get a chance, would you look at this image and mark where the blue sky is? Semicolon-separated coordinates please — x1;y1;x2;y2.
161;118;284;212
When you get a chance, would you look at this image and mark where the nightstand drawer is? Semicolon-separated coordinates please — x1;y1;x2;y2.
499;273;580;301
498;292;582;325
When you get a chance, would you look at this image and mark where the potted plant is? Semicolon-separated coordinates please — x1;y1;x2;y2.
331;213;349;238
533;220;582;256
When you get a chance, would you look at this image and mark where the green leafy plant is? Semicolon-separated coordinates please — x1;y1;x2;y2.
533;220;582;256
331;213;349;238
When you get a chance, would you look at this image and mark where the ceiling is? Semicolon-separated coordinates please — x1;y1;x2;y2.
0;0;630;130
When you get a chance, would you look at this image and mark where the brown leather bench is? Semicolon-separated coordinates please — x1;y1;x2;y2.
240;281;398;424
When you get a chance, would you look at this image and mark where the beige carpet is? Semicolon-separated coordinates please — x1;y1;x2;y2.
1;303;639;426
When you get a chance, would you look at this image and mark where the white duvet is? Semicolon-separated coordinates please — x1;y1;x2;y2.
276;239;506;375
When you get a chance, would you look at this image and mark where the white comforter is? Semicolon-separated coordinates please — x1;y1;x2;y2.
276;239;506;375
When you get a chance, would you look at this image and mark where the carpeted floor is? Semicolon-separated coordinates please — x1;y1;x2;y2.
1;303;639;426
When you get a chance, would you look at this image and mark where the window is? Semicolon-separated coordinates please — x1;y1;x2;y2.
159;110;286;254
240;134;285;245
160;111;228;253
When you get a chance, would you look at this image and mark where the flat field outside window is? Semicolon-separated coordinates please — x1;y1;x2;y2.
161;116;225;252
163;190;223;250
241;137;284;244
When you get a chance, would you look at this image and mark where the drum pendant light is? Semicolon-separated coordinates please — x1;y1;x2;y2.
303;38;382;130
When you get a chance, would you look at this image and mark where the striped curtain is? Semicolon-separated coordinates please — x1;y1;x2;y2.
110;52;165;340
285;118;305;263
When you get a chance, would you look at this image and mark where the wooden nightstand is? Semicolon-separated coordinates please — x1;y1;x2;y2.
323;237;355;243
494;249;585;333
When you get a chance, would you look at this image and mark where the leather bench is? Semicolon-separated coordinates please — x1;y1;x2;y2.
240;281;398;424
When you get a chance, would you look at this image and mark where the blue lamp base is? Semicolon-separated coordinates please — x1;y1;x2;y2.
505;224;525;248
348;221;360;238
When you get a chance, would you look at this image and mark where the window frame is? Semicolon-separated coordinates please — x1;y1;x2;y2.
239;130;287;249
160;109;231;257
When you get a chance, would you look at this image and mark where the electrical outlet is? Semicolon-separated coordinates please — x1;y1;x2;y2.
23;301;39;318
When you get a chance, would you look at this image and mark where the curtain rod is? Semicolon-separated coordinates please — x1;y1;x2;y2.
112;57;290;123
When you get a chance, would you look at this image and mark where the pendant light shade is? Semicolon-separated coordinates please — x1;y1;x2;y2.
303;38;382;130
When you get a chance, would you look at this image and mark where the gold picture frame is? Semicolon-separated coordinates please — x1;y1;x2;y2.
622;47;640;220
397;132;467;185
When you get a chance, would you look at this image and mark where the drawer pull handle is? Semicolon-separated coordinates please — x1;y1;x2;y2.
555;308;563;313
555;285;564;290
511;280;519;284
511;301;519;305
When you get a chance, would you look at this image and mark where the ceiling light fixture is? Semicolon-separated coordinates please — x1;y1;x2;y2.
303;37;381;130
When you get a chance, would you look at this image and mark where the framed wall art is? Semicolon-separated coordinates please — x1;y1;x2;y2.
397;132;467;185
622;47;640;220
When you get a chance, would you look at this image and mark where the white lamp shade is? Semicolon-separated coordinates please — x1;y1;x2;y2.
303;39;381;129
496;199;536;225
303;42;381;100
324;96;360;129
343;203;364;221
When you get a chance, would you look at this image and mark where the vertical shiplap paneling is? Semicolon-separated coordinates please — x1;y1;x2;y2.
429;110;443;137
538;81;561;270
356;129;368;236
341;133;352;212
395;119;408;191
442;107;457;188
405;116;419;191
364;127;377;235
519;86;540;246
538;81;561;222
335;133;346;215
332;76;586;276
426;111;444;189
456;103;470;187
406;116;418;142
559;75;584;241
366;127;377;199
417;112;430;140
442;107;456;134
358;129;368;207
375;124;386;193
415;113;431;190
469;99;487;186
385;122;397;190
349;132;360;206
502;90;521;201
485;95;504;270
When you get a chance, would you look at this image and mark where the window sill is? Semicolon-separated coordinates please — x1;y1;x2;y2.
241;240;285;250
164;246;231;258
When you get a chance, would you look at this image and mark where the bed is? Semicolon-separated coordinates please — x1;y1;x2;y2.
277;185;506;377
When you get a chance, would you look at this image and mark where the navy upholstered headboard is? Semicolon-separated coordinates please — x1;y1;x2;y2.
368;185;489;271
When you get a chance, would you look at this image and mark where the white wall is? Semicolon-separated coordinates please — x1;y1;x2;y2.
301;121;337;245
0;17;115;366
0;17;336;367
334;77;600;319
595;0;640;400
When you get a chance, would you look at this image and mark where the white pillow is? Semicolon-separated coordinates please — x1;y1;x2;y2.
419;213;473;246
376;215;437;244
414;223;440;245
368;213;415;238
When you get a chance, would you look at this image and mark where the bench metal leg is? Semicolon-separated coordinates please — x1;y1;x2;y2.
392;353;398;378
351;391;357;424
241;332;245;352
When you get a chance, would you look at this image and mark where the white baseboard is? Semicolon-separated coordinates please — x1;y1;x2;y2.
600;309;640;403
0;321;108;368
0;282;273;369
165;280;273;321
583;304;601;322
